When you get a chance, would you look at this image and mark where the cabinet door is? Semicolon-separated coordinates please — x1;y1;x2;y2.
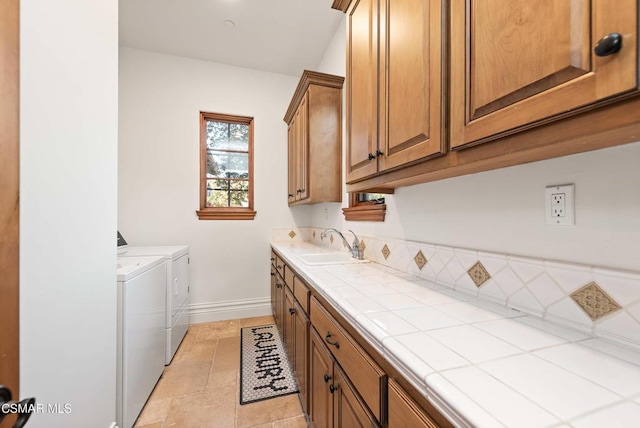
287;122;296;204
274;275;284;332
270;267;277;317
346;0;379;182
309;329;334;428
333;366;378;428
298;94;309;201
378;0;446;171
388;379;437;428
284;287;295;361
451;0;638;149
293;301;309;413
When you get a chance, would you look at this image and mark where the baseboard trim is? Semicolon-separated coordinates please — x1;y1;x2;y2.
188;297;272;324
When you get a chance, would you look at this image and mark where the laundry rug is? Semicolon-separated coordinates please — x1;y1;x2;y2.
239;324;299;405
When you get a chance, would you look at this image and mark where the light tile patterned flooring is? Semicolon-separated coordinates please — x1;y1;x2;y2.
134;316;307;428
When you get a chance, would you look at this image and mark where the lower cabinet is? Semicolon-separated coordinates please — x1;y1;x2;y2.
310;328;334;428
273;271;284;332
388;379;438;428
270;248;451;428
283;286;310;412
309;329;377;428
293;299;309;412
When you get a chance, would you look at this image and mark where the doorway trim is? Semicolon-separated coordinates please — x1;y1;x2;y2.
0;0;20;419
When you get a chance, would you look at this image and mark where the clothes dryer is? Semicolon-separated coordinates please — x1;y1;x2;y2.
116;255;165;428
118;245;190;364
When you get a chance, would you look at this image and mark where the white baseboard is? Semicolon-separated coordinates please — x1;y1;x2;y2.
188;297;272;324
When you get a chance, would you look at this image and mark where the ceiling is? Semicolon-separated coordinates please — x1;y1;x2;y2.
119;0;344;77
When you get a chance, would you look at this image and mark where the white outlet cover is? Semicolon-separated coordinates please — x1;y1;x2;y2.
545;184;575;226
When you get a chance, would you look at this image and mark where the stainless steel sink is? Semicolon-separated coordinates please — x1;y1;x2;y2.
297;252;370;266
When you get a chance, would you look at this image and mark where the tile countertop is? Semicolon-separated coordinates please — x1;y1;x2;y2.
271;242;640;428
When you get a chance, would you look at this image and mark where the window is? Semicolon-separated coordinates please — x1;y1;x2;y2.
196;112;256;220
342;191;391;222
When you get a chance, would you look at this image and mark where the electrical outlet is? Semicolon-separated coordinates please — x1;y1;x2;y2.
551;193;566;217
545;184;575;225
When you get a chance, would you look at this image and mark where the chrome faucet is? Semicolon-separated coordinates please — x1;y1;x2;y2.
320;228;364;260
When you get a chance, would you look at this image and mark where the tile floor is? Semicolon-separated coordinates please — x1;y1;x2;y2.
134;316;307;428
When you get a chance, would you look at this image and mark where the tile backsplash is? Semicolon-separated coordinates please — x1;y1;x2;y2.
282;227;640;350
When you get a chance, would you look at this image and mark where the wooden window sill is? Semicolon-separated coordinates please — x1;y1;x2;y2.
196;209;257;220
342;203;386;222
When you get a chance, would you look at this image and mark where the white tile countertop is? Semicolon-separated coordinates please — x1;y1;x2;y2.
272;242;640;428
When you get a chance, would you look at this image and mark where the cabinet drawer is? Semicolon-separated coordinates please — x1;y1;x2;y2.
310;297;385;421
284;264;295;289
275;256;285;277
388;379;437;428
294;276;310;314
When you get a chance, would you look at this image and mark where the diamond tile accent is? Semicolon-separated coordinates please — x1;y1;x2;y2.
414;250;428;270
381;244;391;260
288;230;296;239
570;282;622;321
468;262;491;287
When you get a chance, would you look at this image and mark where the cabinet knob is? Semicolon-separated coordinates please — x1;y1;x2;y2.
594;33;622;57
288;194;293;198
329;384;338;394
289;307;295;315
367;153;375;160
270;272;275;276
323;374;332;383
375;149;384;157
296;189;302;193
276;282;282;289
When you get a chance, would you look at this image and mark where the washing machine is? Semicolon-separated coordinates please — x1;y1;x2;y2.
118;243;190;364
116;255;166;428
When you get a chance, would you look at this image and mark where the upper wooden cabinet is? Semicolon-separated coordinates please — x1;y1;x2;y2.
451;0;638;148
284;71;344;205
346;0;446;183
334;0;640;192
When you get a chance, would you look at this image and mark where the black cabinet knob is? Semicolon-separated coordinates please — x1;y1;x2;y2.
594;33;623;57
329;384;338;394
375;149;384;157
323;374;332;383
289;307;295;315
367;153;375;160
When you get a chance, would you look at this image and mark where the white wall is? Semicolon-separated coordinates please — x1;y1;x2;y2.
312;17;640;272
119;48;310;321
20;1;119;427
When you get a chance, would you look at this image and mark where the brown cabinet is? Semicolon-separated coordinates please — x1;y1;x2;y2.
310;328;334;428
346;0;446;183
450;0;638;149
277;259;310;414
309;329;377;428
284;71;345;205
293;299;309;412
310;297;385;422
334;0;640;192
273;256;285;332
388;379;438;428
270;247;451;428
